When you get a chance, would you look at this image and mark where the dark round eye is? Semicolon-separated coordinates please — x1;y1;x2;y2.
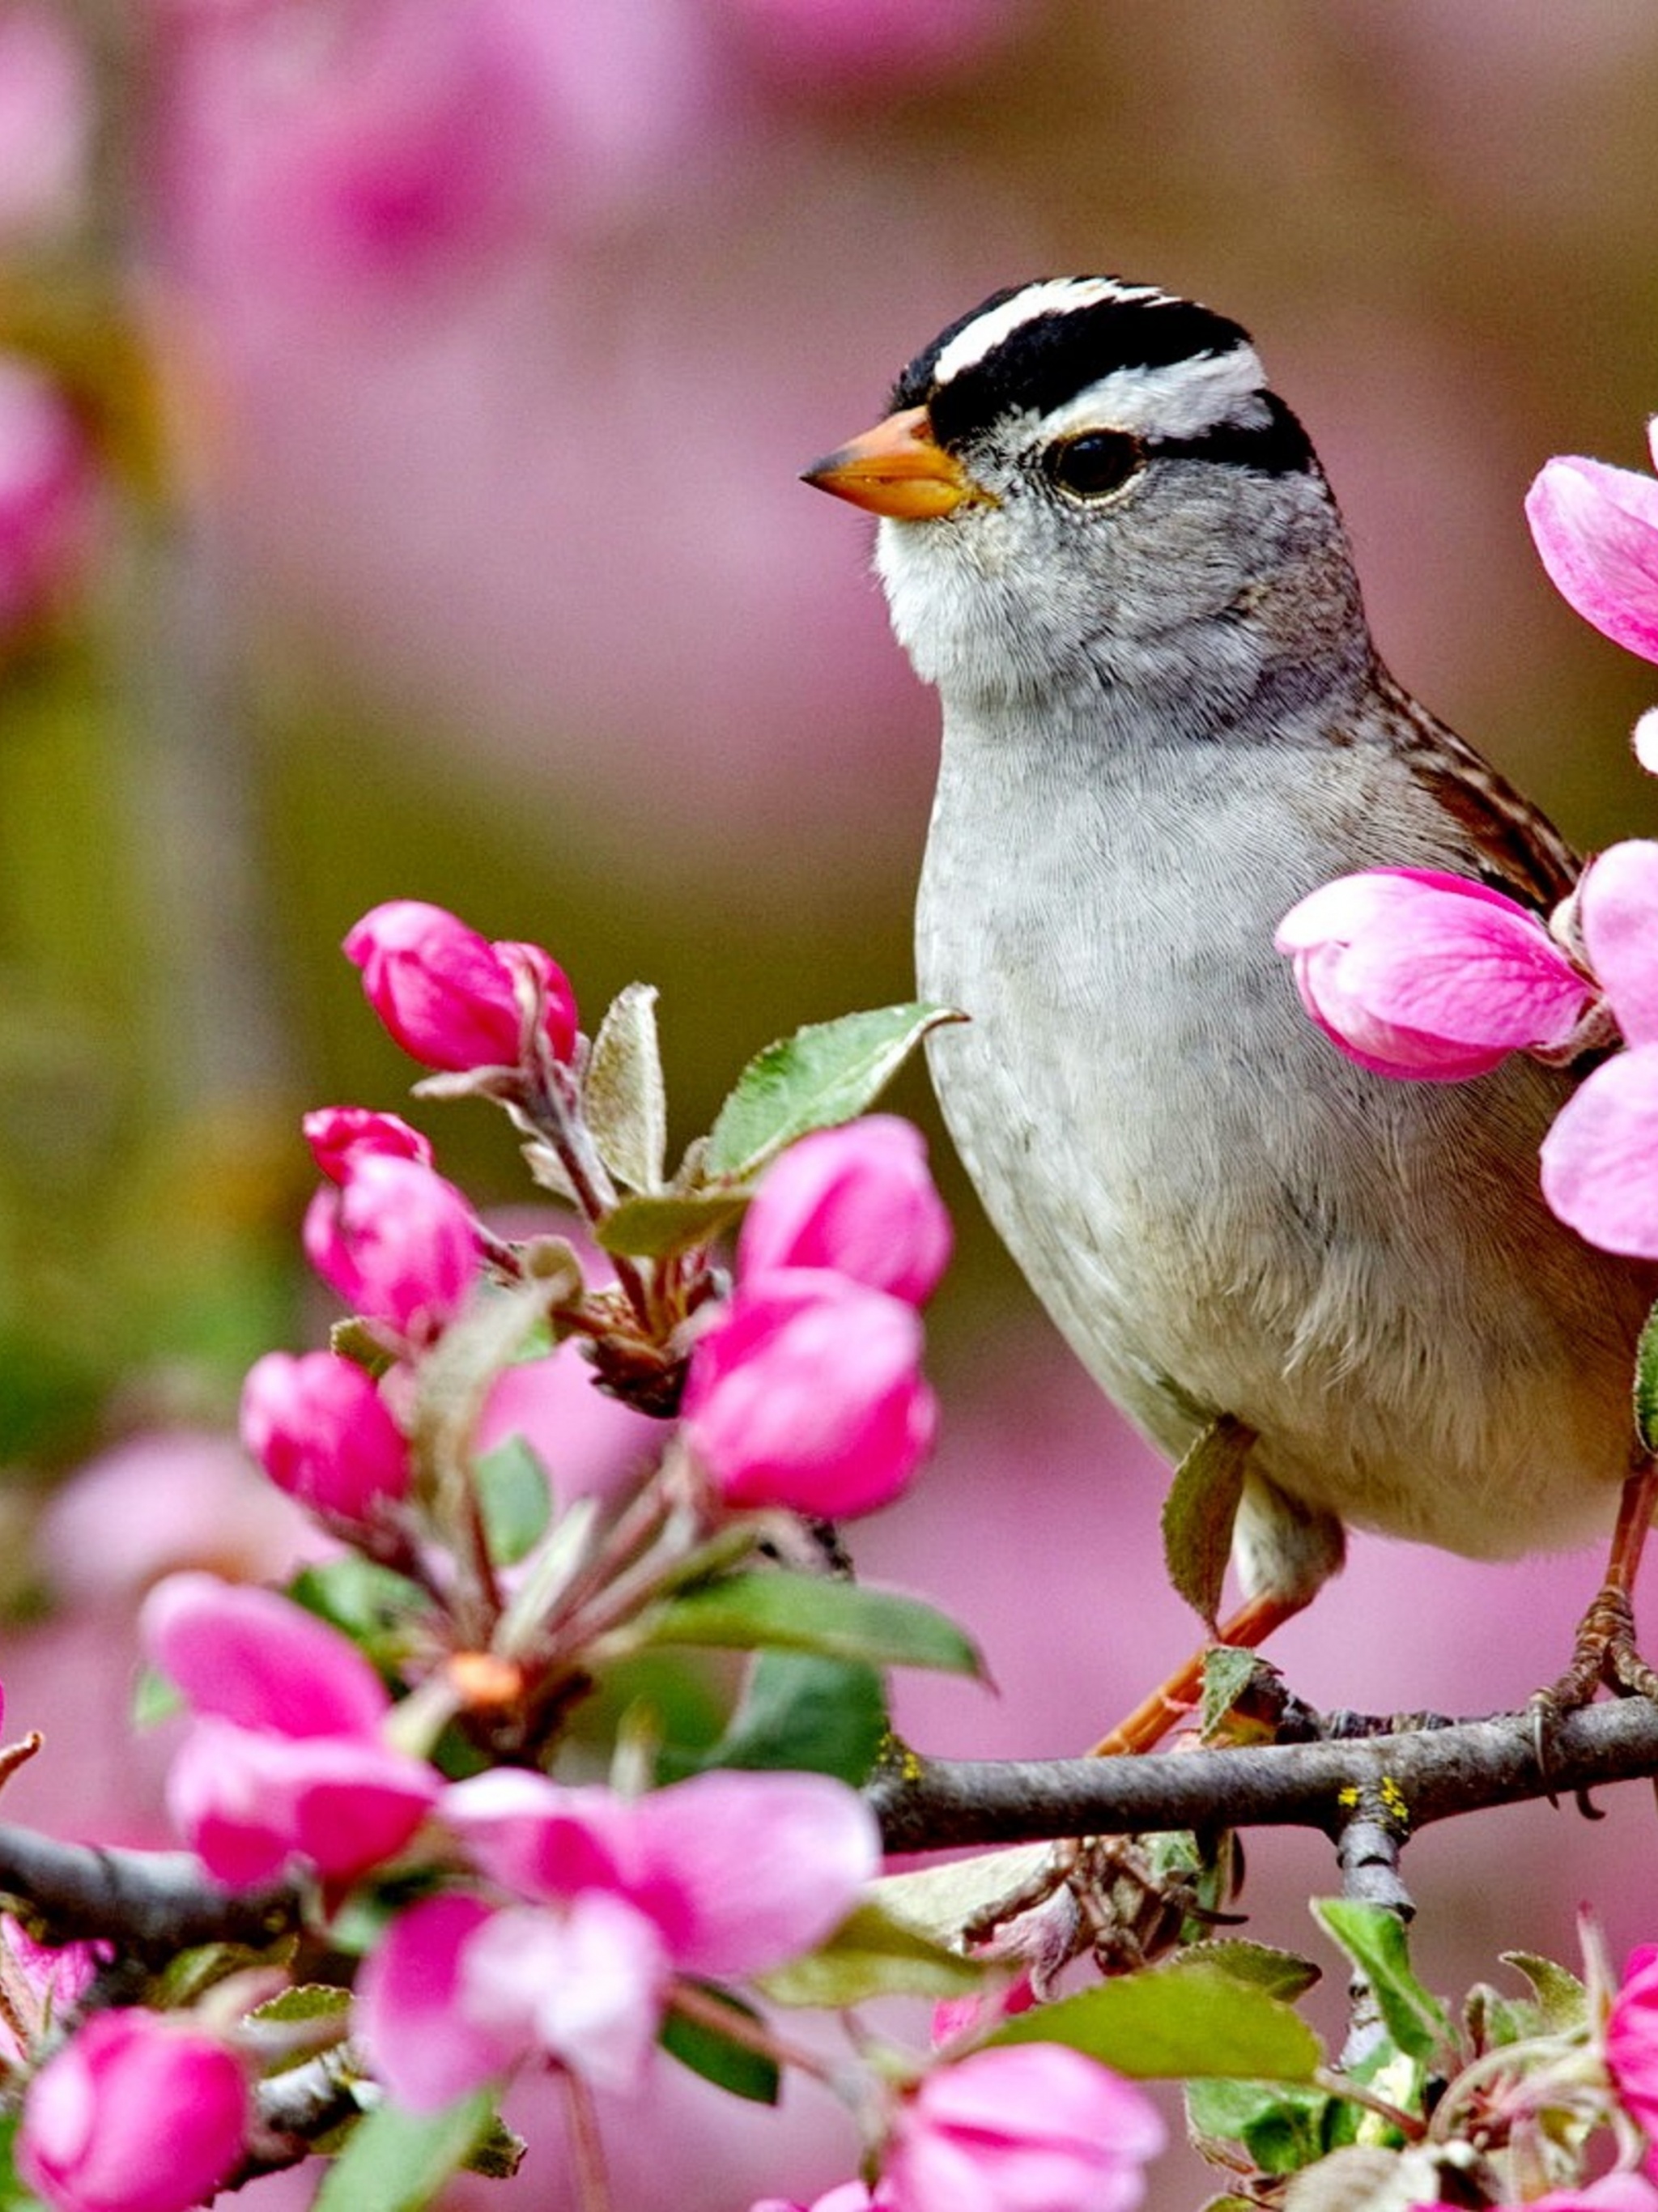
1044;430;1141;500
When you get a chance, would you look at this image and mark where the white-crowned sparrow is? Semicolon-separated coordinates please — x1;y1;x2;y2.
805;275;1658;1736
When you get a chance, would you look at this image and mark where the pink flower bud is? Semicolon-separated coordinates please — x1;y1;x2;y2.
1607;1943;1658;2138
738;1116;952;1305
1527;432;1658;670
681;1271;937;1516
0;354;98;645
883;2044;1165;2212
303;1152;478;1342
1274;867;1592;1081
302;1104;433;1183
240;1349;410;1522
19;2010;250;2212
343;900;577;1071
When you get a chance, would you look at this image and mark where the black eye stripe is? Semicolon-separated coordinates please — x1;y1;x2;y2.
1142;397;1314;478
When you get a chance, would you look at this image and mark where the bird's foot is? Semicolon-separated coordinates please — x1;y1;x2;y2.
1530;1582;1658;1774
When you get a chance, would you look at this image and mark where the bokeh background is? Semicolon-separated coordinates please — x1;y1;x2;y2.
3;1;1658;2205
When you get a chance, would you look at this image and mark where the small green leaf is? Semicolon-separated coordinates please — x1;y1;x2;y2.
1194;1941;1322;2004
1635;1298;1658;1454
758;1900;986;2008
474;1434;551;1567
585;982;668;1193
1201;1645;1267;1739
1312;1901;1451;2063
704;1004;965;1180
699;1650;889;1784
870;1845;1055;1950
991;1959;1322;2081
312;2090;497;2212
661;1986;780;2104
1500;1950;1588;2035
1163;1417;1253;1627
1186;2079;1342;2173
635;1572;984;1675
286;1557;427;1677
251;1983;354;2027
596;1189;748;1260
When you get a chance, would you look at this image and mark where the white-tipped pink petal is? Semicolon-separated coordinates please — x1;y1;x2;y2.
1526;455;1658;666
1581;840;1658;1046
356;1895;529;2112
1541;1049;1658;1257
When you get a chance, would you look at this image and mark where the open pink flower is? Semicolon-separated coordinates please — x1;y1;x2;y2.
240;1349;410;1523
360;1767;879;2108
1274;867;1593;1082
141;1573;439;1887
303;1151;478;1343
18;2010;250;2212
682;1270;937;1516
1541;840;1658;1255
882;2043;1165;2212
738;1116;952;1306
344;899;577;1071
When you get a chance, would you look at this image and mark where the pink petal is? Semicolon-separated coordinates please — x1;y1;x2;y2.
140;1572;389;1738
1540;1049;1658;1257
1526;455;1658;666
627;1771;881;1976
465;1893;669;2095
1581;840;1658;1045
356;1894;528;2112
737;1116;952;1307
441;1771;632;1901
1635;706;1658;776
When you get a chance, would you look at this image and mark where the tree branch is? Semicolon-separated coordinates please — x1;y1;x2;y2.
871;1699;1658;1853
0;1828;299;1960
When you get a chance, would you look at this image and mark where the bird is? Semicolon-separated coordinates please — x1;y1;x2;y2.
802;274;1658;1748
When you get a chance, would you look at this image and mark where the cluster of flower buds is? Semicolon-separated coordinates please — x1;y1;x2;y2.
1278;417;1658;1260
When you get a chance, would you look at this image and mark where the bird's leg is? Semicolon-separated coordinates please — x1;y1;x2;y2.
1088;1589;1311;1757
1534;1453;1658;1729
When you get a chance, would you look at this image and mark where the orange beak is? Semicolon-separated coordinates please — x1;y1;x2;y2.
801;404;987;519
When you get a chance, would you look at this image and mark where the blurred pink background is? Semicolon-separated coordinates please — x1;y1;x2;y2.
5;1;1658;2205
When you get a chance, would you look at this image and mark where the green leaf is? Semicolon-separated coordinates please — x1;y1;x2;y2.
635;1572;984;1675
1186;2079;1345;2173
704;1004;965;1180
286;1557;427;1677
474;1434;551;1567
1500;1950;1588;2035
870;1845;1055;1950
585;982;668;1194
699;1650;889;1784
757;1900;986;2008
132;1661;182;1729
1201;1645;1267;1739
661;1986;780;2104
1162;1416;1253;1627
1312;1901;1452;2063
1195;1941;1322;2004
991;1959;1322;2081
1635;1298;1658;1454
312;2090;497;2212
595;1189;748;1260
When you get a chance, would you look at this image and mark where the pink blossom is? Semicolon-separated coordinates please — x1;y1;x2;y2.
302;1104;434;1182
444;1766;881;1976
882;2044;1165;2212
140;1572;391;1740
140;1572;440;1886
0;355;98;644
1538;842;1658;1255
1527;429;1658;669
1274;867;1592;1081
358;1886;670;2108
303;1151;478;1342
738;1117;952;1306
166;1716;440;1887
18;2009;250;2212
1509;2183;1658;2212
0;5;90;243
681;1270;937;1516
240;1349;410;1523
1607;1943;1658;2138
343;900;577;1071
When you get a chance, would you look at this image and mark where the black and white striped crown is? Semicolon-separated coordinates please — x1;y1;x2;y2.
891;275;1315;476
